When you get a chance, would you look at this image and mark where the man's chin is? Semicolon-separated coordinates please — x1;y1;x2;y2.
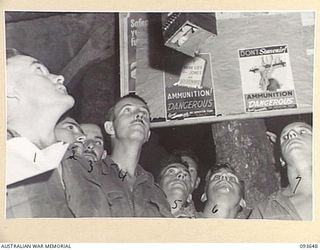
83;154;97;162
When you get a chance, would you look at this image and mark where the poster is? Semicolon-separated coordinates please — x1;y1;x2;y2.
121;13;148;93
238;44;297;112
164;53;216;120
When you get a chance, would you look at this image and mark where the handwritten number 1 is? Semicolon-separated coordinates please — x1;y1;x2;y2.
33;153;37;163
293;176;302;194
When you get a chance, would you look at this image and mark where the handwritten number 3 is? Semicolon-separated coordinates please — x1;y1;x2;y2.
88;160;94;173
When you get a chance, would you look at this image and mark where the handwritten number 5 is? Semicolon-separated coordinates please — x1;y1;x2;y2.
172;200;182;209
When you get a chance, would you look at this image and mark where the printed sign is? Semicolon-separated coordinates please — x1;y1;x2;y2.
165;54;216;120
238;44;297;112
122;13;149;93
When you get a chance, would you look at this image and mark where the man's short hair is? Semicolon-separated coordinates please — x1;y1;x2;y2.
157;154;189;184
105;93;149;122
204;162;245;201
6;48;25;62
171;148;200;174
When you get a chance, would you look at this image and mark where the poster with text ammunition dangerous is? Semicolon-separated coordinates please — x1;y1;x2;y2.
238;44;297;112
165;54;216;120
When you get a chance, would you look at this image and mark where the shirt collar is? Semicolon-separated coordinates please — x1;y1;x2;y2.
7;137;69;185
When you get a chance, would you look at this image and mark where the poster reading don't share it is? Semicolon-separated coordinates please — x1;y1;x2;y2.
238;44;297;113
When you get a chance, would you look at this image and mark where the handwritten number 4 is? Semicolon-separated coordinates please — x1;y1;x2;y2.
293;176;302;194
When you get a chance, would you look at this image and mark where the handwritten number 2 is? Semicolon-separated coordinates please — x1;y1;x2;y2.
293;176;302;194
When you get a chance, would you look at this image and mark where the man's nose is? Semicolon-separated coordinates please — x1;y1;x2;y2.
84;140;95;150
220;174;228;181
135;111;143;120
177;172;187;180
49;74;65;84
288;130;298;139
76;135;86;143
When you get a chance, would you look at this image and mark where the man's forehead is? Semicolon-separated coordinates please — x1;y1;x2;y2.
165;163;189;172
211;168;235;176
181;155;197;168
81;124;103;137
114;97;149;113
8;55;38;68
281;122;312;135
58;117;79;126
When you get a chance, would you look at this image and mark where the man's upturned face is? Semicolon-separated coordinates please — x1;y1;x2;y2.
181;155;199;191
7;55;74;110
280;122;312;166
81;124;105;162
159;163;192;200
111;97;150;143
206;168;242;207
55;117;85;144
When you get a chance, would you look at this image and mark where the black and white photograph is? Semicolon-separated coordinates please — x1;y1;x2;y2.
4;9;316;242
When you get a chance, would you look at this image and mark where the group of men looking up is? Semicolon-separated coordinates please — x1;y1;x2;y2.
6;49;313;220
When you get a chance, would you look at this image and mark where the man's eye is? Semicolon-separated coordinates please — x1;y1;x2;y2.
95;141;103;146
168;169;175;174
142;110;149;117
229;176;238;182
124;107;132;112
213;175;220;181
66;125;76;131
35;65;49;75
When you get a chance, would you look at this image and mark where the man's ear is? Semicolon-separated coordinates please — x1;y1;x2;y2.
200;193;207;203
102;150;107;159
195;177;201;189
187;194;192;203
239;198;246;208
104;121;115;136
147;130;151;141
280;157;286;167
144;130;151;143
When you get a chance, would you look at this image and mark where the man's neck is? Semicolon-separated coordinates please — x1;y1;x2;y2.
8;109;63;149
166;194;187;216
203;201;238;218
287;163;312;196
111;140;142;177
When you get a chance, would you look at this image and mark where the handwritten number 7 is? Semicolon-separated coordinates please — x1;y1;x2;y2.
293;176;302;194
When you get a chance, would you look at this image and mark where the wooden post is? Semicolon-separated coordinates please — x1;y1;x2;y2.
211;118;280;216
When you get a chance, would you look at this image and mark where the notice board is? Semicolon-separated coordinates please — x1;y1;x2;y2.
120;12;314;127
